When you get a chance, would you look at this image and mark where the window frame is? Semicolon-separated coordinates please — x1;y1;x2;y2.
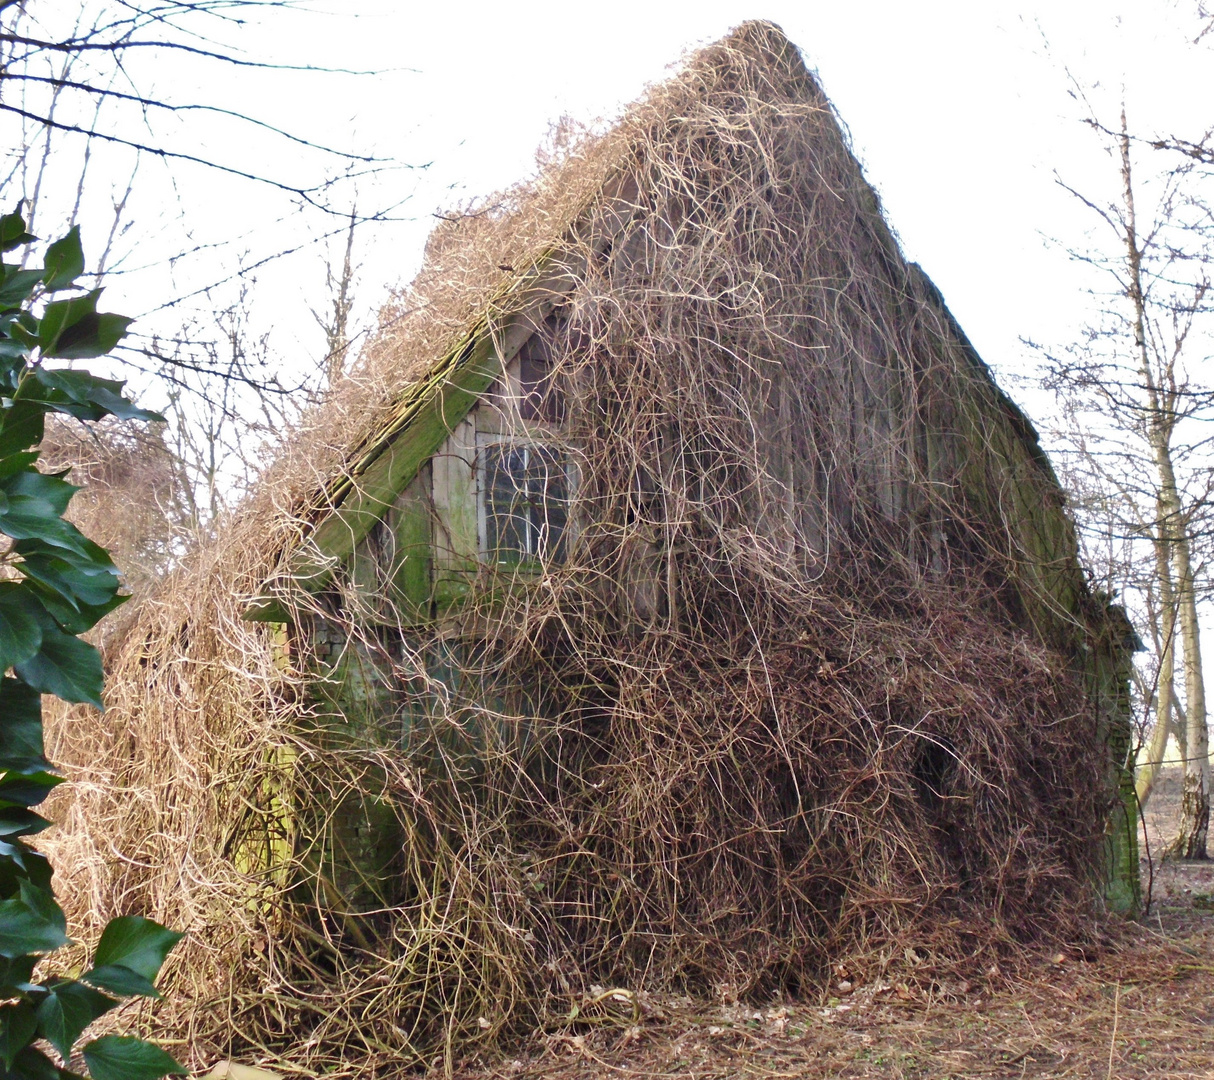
476;433;576;569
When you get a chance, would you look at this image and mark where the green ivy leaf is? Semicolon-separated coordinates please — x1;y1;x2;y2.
0;1003;37;1070
20;553;121;610
92;917;182;984
49;313;134;362
0;404;46;460
0;455;40;484
0;588;44;675
0;270;45;313
0;214;35;254
23;585;126;638
41;230;83;294
1;471;77;516
34;293;133;362
13;624;103;708
0;679;48;774
0;493;94;560
0;954;37;997
0;881;69;957
0;810;48;841
25;371;162;423
82;1037;185;1080
0;773;62;811
35;980;116;1063
2;1044;65;1080
14;534;115;578
34;293;98;357
78;965;159;1000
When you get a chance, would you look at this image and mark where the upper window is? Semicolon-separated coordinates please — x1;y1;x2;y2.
515;316;566;423
480;442;570;566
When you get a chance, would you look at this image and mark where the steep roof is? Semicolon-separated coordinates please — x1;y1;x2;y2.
264;21;1067;611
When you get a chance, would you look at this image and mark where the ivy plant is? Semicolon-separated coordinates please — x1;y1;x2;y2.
0;212;184;1079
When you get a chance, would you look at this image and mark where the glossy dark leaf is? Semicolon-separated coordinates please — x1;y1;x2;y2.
0;810;48;840
0;678;47;774
0;495;93;560
0;587;43;676
34;293;98;357
0;404;45;460
13;624;103;708
92;917;182;984
24;586;126;638
78;965;159;1000
0;954;37;996
3;1044;62;1080
26;371;161;423
17;879;65;933
1;472;77;516
0;214;35;254
0;455;40;484
32;290;135;363
0;882;70;957
0;1003;37;1069
0;773;63;811
0;270;44;312
20;554;121;609
41;230;83;293
35;980;116;1063
14;535;115;577
83;1037;185;1080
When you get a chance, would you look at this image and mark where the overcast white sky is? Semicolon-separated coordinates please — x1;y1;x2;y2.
183;0;1211;391
47;0;1206;414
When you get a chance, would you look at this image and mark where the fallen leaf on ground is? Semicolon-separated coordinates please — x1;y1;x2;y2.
203;1064;283;1080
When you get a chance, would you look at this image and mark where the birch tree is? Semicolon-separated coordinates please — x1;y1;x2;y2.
1039;105;1214;859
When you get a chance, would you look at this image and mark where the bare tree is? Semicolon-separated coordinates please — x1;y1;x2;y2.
1037;103;1214;859
144;283;309;538
313;206;360;388
0;1;406;530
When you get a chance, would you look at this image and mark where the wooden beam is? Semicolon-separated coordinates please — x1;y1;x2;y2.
296;342;500;581
292;263;583;588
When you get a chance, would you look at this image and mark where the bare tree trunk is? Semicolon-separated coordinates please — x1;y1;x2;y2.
1136;531;1178;807
1171;523;1210;857
1119;112;1210;858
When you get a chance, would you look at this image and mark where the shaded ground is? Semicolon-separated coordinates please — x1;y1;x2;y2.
425;768;1213;1080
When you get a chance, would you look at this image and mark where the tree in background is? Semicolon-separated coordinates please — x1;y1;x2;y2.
1039;102;1214;859
39;416;183;596
313;207;361;389
0;1;397;533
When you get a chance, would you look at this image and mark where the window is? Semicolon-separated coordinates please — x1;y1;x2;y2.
480;442;570;565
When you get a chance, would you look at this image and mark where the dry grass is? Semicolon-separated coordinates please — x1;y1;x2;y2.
41;21;1140;1078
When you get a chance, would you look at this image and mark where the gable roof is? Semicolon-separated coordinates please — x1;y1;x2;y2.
230;17;1107;666
261;22;1056;594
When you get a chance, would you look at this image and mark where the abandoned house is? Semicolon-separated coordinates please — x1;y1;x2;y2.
62;20;1140;1073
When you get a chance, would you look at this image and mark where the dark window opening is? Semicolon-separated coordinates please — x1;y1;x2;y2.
516;314;567;423
483;443;569;565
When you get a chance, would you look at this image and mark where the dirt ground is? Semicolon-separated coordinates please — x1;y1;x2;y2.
435;768;1213;1080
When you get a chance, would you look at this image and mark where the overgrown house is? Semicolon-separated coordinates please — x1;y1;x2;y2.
70;21;1139;1073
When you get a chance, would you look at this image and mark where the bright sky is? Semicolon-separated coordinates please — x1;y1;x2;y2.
50;0;1209;411
190;0;1210;389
